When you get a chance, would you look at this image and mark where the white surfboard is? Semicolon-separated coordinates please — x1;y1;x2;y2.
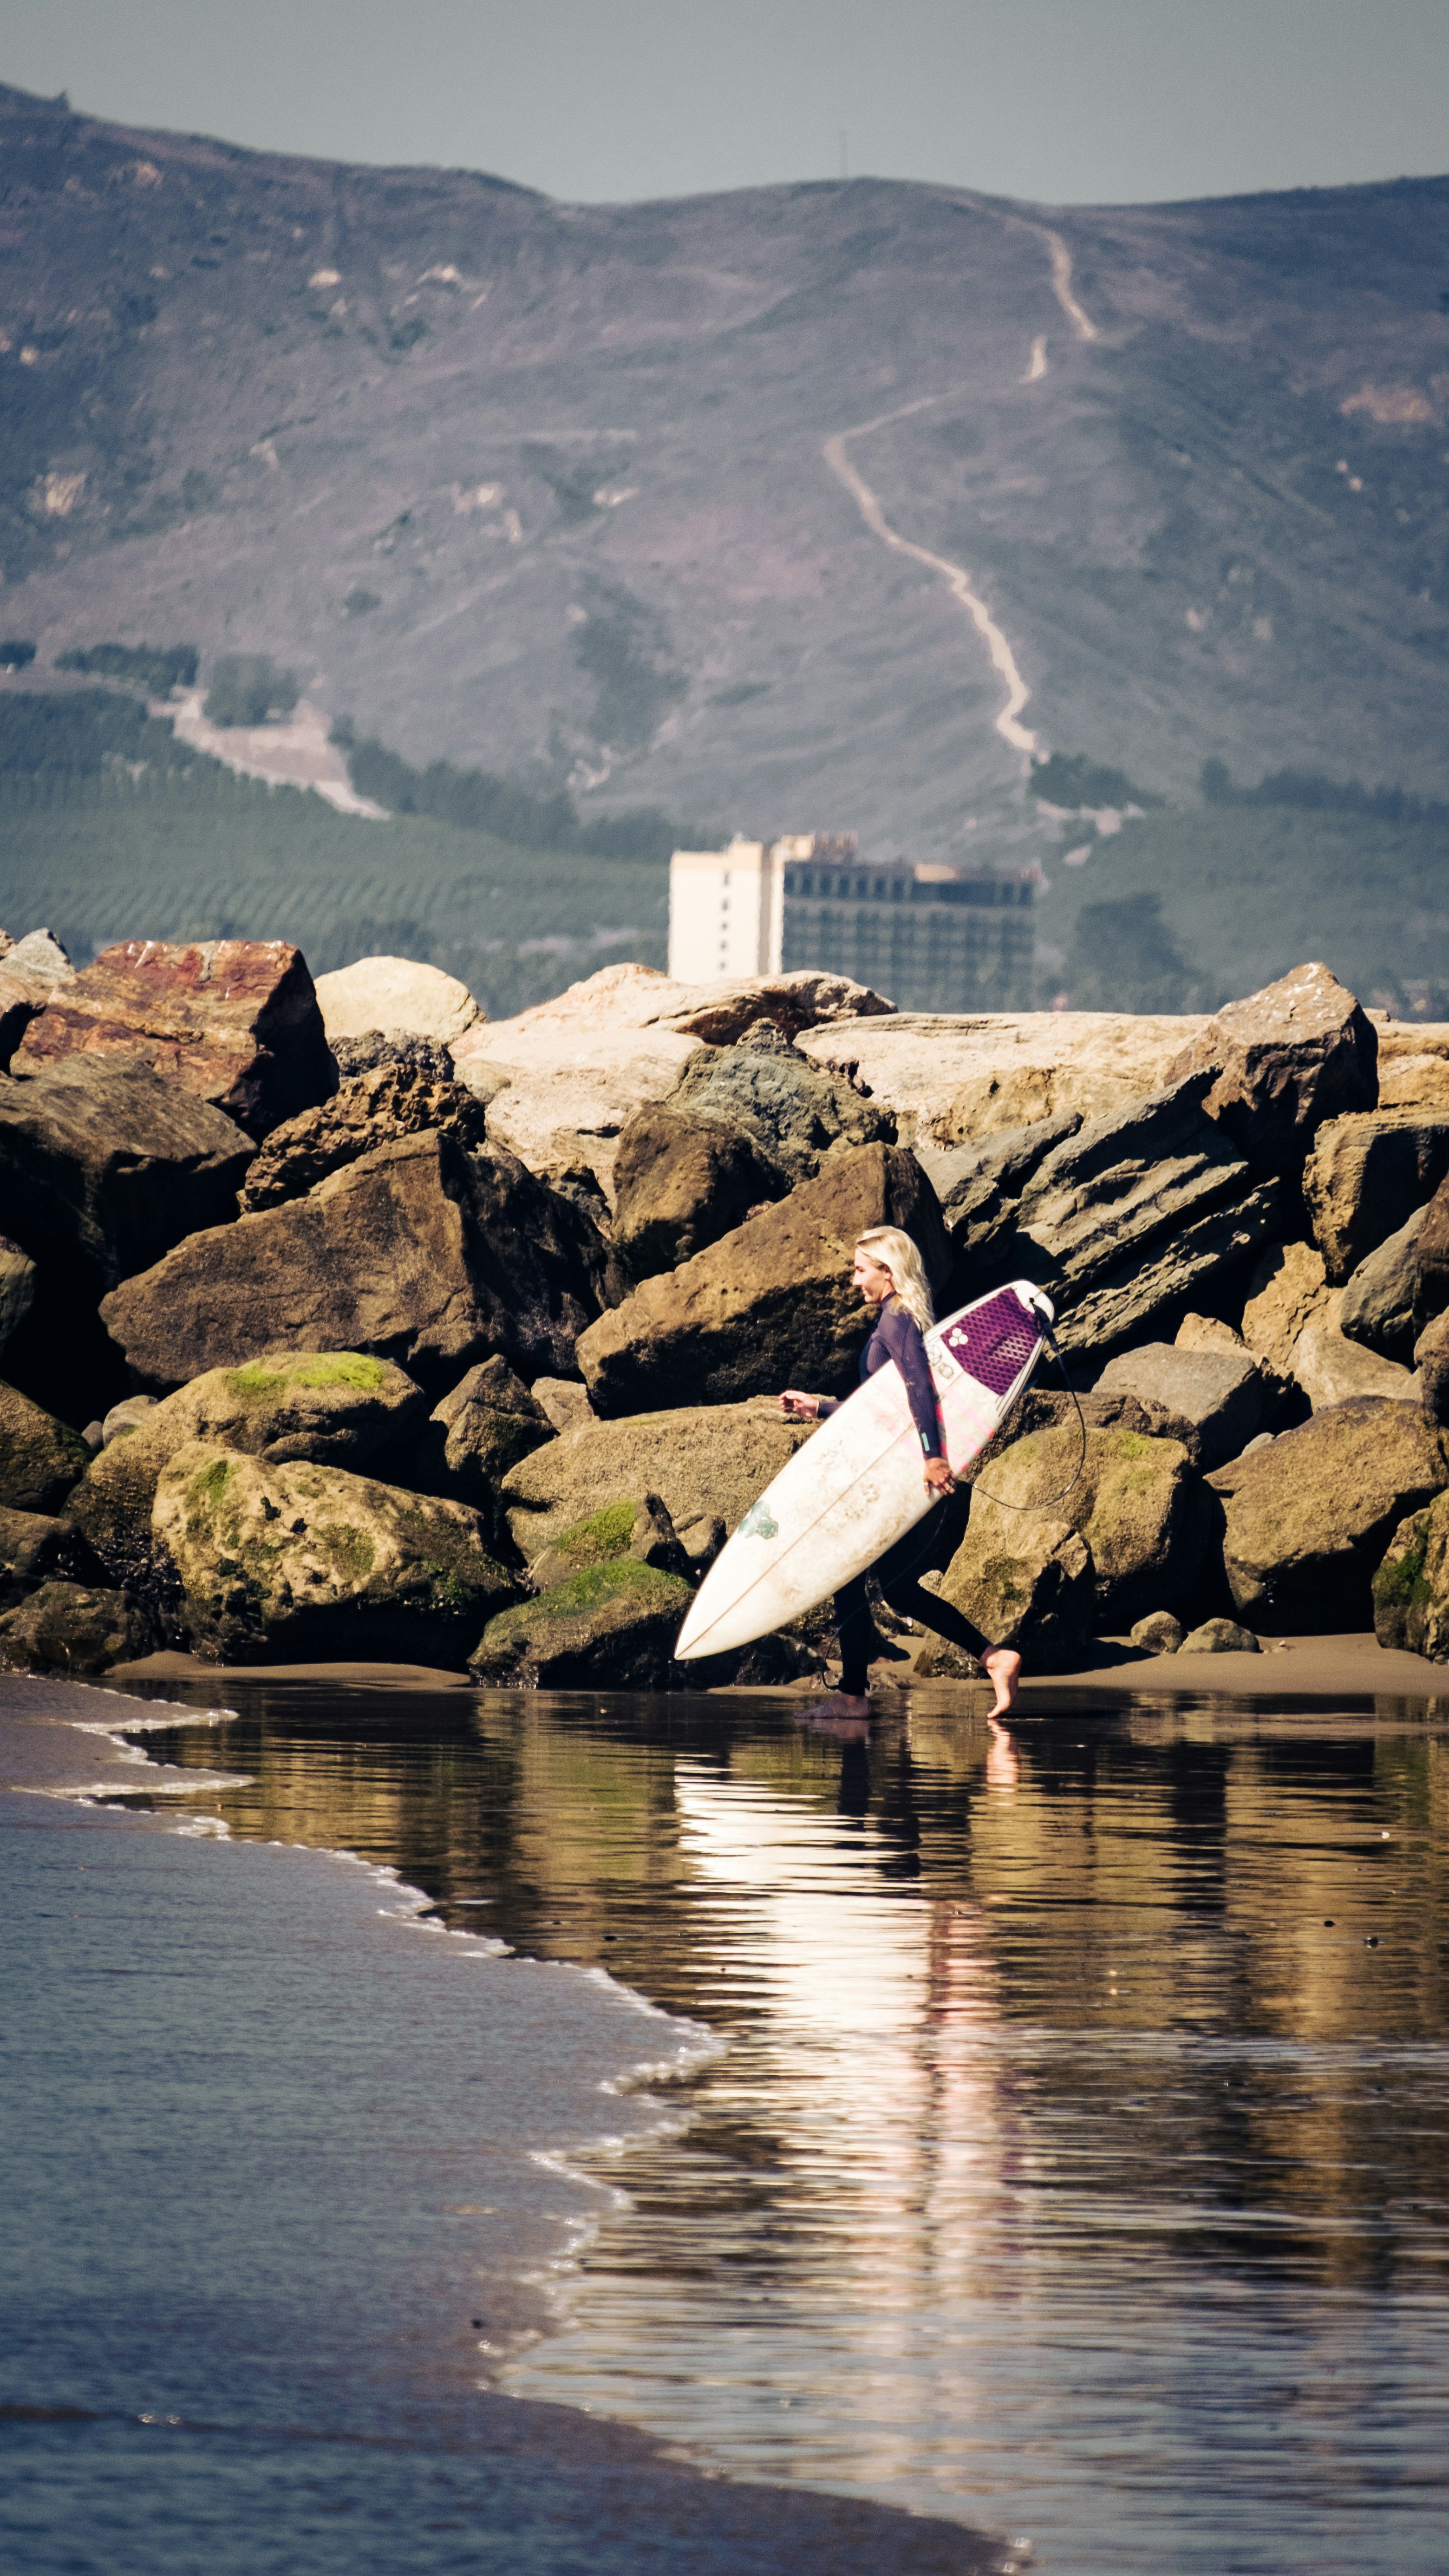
674;1280;1055;1662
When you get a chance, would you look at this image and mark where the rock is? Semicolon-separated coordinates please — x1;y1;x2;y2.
1212;1396;1449;1626
530;1378;595;1434
797;1009;1212;1149
1339;1207;1425;1361
501;1398;814;1560
1369;1020;1449;1112
468;960;890;1052
312;956;480;1050
4;928;74;987
0;1580;148;1674
1131;1609;1183;1653
1180;1616;1262;1654
469;1557;693;1688
1051;1190;1281;1359
453;1033;705;1202
330;1031;457;1085
102;1395;159;1445
152;1442;517;1663
1240;1241;1333;1375
611;1106;788;1279
963;1422;1207;1627
1302;1111;1449;1282
1292;1292;1416;1409
0;1380;89;1513
1414;1311;1449;1425
385;1357;554;1527
1174;1312;1249;1355
1373;1490;1449;1657
527;1489;691;1591
1093;1343;1265;1471
935;1510;1094;1659
0;1235;37;1355
1163;961;1377;1178
69;1352;431;1583
101;1132;621;1394
914;1114;1081;1264
238;1062;489;1212
13;939;336;1140
0;1507;102;1601
1413;1170;1449;1333
666;1042;894;1188
0;931;75;1069
0;1056;254;1290
576;1143;951;1415
81;1422;103;1452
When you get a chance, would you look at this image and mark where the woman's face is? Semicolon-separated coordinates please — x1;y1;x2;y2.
851;1248;894;1304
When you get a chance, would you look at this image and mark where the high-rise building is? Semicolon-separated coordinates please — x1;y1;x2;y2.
668;834;1034;1010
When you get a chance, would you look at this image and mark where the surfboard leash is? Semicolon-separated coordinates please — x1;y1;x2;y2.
965;1310;1088;1512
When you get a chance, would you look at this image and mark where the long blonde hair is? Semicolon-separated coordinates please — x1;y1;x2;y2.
856;1226;935;1334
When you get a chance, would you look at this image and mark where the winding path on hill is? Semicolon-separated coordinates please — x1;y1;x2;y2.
822;222;1096;760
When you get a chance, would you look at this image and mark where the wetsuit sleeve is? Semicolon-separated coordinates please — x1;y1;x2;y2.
816;1397;840;1419
879;1308;942;1456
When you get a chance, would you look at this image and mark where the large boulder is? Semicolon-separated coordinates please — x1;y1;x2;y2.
0;1056;254;1289
501;1398;814;1561
1373;1490;1449;1657
0;1506;101;1602
1212;1397;1449;1626
797;1009;1211;1148
611;1106;788;1280
469;1557;693;1688
384;1357;554;1535
933;1510;1094;1661
962;1421;1207;1627
525;1489;692;1591
0;928;74;1070
1413;1169;1449;1333
0;1380;89;1513
1370;1020;1449;1112
153;1442;517;1663
68;1353;429;1582
1414;1310;1449;1425
13;939;335;1139
0;1580;148;1675
313;956;479;1049
1290;1293;1416;1409
0;1234;37;1356
575;1144;950;1415
1301;1111;1449;1282
1093;1342;1265;1471
1339;1206;1425;1362
1011;1081;1279;1356
915;1113;1081;1267
100;1132;621;1394
238;1061;488;1212
1163;961;1377;1179
665;1027;894;1186
1240;1240;1333;1375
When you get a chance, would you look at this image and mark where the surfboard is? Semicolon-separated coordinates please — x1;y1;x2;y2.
673;1279;1054;1662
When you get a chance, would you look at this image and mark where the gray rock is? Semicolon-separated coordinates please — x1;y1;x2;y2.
102;1395;159;1446
0;1506;102;1601
0;1579;147;1674
1212;1396;1449;1627
530;1378;595;1434
1339;1206;1426;1362
330;1031;456;1085
611;1105;788;1280
1180;1617;1262;1654
100;1131;622;1394
1302;1111;1449;1283
386;1356;554;1526
5;928;74;987
153;1441;517;1664
914;1112;1081;1264
0;1056;254;1290
666;1040;894;1186
1164;961;1377;1179
0;1379;89;1514
1051;1186;1280;1360
0;1234;37;1357
1130;1610;1184;1654
1093;1342;1265;1471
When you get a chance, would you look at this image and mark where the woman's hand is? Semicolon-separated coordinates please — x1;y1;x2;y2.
923;1455;955;1496
779;1390;821;1419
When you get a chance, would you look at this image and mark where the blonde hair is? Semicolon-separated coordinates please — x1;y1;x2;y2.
855;1226;935;1334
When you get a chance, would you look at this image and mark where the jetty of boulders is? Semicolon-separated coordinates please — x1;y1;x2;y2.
3;934;1449;1683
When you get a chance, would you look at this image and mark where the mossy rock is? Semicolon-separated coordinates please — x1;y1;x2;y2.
958;1422;1205;1628
0;1580;148;1674
152;1440;517;1665
1374;1490;1449;1658
0;1378;89;1515
469;1556;692;1688
528;1490;689;1591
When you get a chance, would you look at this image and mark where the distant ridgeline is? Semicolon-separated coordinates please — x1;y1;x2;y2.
1030;753;1449;1021
0;682;696;1017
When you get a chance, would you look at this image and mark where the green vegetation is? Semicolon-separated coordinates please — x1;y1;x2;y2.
222;1354;388;1399
0;687;194;778
1031;752;1162;810
1201;759;1449;830
342;588;381;617
550;1498;640;1566
54;641;198;695
1061;892;1211;1014
342;732;708;866
203;654;299;728
0;640;35;671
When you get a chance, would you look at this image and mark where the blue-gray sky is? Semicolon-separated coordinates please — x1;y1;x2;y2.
4;0;1446;206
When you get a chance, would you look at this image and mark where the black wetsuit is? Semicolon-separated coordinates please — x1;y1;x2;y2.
821;1298;992;1696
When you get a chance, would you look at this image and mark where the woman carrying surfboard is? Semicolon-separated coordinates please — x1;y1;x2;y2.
780;1227;1023;1721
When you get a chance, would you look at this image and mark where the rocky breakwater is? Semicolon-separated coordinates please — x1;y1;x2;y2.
7;941;1449;1679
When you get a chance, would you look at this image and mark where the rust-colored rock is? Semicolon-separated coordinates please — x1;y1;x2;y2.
1164;961;1378;1178
13;938;335;1138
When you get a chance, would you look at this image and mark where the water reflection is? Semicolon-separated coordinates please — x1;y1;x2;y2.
114;1680;1449;2574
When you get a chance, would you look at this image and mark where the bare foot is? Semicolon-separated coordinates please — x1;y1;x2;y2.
980;1648;1021;1719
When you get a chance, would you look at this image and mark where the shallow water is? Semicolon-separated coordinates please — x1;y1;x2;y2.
108;1676;1449;2573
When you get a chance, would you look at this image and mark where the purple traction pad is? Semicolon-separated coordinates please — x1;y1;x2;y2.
941;1288;1041;1399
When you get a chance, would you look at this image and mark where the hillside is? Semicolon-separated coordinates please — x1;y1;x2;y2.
1;76;1447;891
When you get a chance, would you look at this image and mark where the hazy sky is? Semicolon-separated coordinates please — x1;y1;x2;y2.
4;0;1446;208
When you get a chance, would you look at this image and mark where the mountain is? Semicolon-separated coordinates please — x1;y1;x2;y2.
2;78;1448;876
